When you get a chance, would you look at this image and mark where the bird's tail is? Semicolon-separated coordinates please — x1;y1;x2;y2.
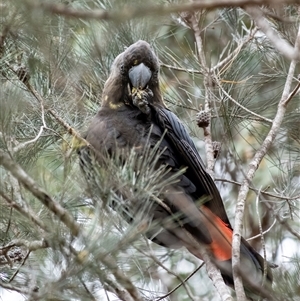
191;206;273;299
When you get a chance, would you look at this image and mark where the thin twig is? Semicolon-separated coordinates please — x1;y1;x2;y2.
23;80;91;148
181;11;233;301
0;150;81;237
212;27;258;73
12;126;44;153
79;277;97;301
100;256;145;301
265;202;300;240
0;190;49;232
246;219;276;241
137;245;197;301
231;22;300;300
214;178;300;200
282;79;300;106
215;178;299;240
189;12;216;173
155;263;204;301
160;63;202;74
244;6;300;61
11;82;49;153
217;83;273;123
0;239;48;256
9;251;31;283
104;275;135;301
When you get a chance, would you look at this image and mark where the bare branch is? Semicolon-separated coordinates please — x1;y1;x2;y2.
187;12;216;173
215;177;300;201
160;62;202;75
23;0;300;23
265;202;300;240
202;250;233;301
244;6;300;61
105;275;135;301
99;256;145;301
231;22;300;298
155;263;204;301
282;76;300;106
12;126;44;153
0;239;48;256
246;219;277;241
0;191;49;232
0;150;81;237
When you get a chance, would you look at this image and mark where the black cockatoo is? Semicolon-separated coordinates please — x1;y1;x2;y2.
79;40;272;298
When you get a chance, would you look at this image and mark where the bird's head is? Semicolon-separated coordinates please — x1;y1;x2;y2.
122;40;159;90
102;40;164;113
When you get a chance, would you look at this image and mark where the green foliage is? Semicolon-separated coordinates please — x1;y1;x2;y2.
0;1;299;301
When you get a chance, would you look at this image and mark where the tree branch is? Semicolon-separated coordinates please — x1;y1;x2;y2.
0;191;49;232
244;6;300;61
23;0;300;23
187;12;216;173
0;239;48;256
215;177;300;200
155;263;204;301
0;150;81;237
231;22;300;299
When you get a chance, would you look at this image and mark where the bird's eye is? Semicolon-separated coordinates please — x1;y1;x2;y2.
120;64;126;76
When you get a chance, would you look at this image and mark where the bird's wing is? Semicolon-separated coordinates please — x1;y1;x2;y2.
154;107;231;227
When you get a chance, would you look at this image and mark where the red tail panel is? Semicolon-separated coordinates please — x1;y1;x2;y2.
201;206;233;261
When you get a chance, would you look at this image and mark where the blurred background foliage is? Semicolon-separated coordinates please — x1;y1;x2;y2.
0;0;299;300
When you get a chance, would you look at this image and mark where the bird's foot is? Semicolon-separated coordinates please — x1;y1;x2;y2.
131;87;153;115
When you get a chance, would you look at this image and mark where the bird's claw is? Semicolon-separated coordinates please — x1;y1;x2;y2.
131;87;153;115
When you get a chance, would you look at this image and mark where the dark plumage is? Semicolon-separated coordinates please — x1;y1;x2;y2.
79;40;272;298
